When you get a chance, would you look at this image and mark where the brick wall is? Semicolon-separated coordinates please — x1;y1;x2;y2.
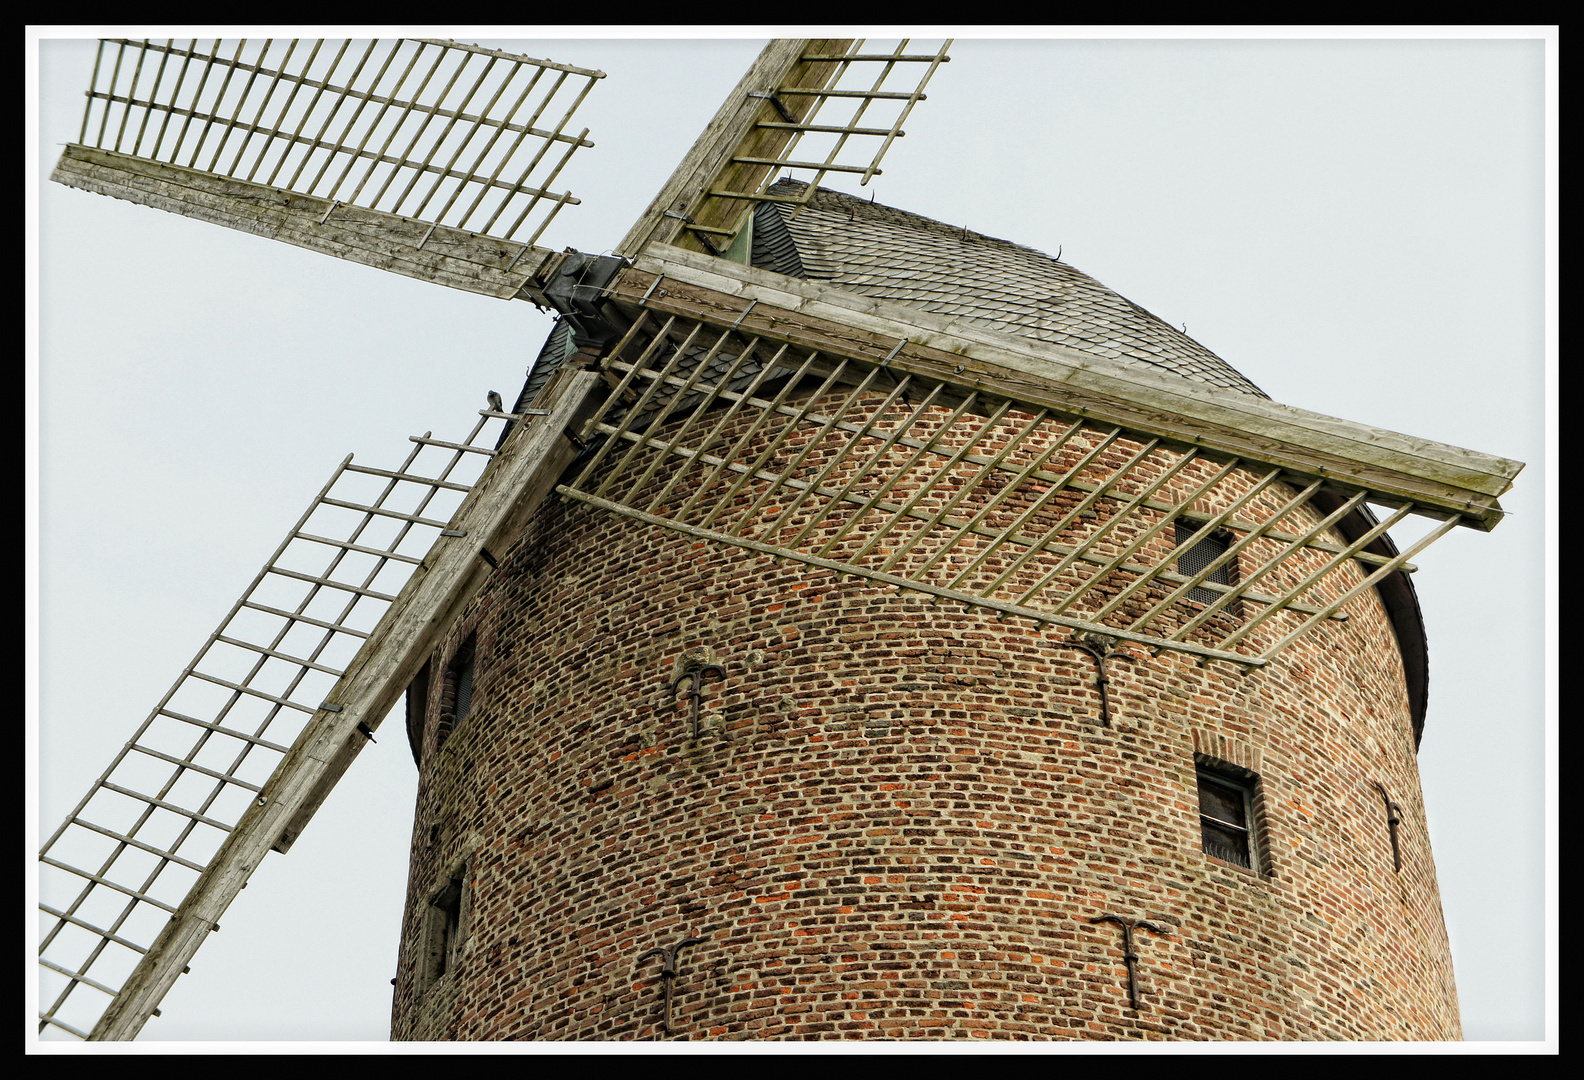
389;397;1460;1041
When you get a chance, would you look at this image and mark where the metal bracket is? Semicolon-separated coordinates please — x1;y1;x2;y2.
543;251;627;348
660;211;722;256
729;299;759;335
748;90;797;123
1068;633;1135;727
672;664;726;740
637;935;708;1035
637;274;667;308
1374;782;1404;872
1091;914;1166;1011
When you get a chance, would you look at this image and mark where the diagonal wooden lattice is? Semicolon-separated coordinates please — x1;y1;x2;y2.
73;37;602;244
556;308;1463;670
37;406;518;1040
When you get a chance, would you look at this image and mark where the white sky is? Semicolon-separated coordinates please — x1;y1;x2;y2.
29;27;1555;1050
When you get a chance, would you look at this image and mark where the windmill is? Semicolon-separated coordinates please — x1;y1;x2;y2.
37;35;1545;1045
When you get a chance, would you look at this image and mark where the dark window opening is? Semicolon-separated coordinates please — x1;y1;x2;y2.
422;870;467;990
454;647;476;728
1176;521;1233;605
1197;766;1259;871
436;636;477;748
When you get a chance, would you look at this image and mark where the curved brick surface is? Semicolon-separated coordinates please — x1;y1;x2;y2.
390;401;1459;1042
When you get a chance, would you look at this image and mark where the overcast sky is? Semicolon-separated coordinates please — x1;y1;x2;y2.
30;28;1554;1050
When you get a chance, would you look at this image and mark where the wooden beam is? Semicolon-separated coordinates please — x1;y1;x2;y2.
615;39;853;259
87;369;601;1040
608;246;1522;531
52;144;556;303
560;488;1267;669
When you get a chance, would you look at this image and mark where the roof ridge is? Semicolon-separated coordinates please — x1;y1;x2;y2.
768;177;1041;254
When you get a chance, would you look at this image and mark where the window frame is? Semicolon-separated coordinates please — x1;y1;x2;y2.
1195;762;1263;874
1174;519;1236;606
420;866;469;993
436;634;477;749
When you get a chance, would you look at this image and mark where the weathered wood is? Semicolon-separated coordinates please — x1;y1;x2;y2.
615;39;853;259
52;144;556;302
585;414;1342;619
599;341;1413;571
609;247;1522;530
558;487;1267;669
88;369;601;1040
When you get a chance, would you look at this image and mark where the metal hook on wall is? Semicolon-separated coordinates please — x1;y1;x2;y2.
1090;914;1166;1011
1068;633;1134;727
672;664;726;740
637;934;709;1035
1373;781;1404;873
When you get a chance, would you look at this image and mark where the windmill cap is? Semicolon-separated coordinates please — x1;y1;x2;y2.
754;178;1267;398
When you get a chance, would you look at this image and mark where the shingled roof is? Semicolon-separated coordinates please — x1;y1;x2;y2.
751;179;1267;398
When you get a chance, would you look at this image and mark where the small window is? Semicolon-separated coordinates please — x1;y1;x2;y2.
422;870;467;990
1196;766;1259;871
453;642;476;728
437;636;477;748
1176;521;1232;605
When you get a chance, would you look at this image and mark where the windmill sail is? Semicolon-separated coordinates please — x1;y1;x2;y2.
41;37;1522;1042
618;38;952;259
51;38;603;300
550;242;1517;674
40;35;960;1041
36;382;597;1040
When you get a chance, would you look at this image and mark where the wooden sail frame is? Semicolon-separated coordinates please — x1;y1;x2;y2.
39;35;1525;1042
618;38;952;260
40;33;966;1042
549;245;1515;669
51;38;603;300
36;382;596;1040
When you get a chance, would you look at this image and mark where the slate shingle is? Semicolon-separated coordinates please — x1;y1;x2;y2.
754;179;1267;398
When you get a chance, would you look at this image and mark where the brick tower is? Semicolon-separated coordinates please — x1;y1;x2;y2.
41;37;1522;1044
388;182;1483;1041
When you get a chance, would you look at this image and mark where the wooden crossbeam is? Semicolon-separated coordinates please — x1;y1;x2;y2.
52;145;556;301
608;247;1522;529
70;370;599;1040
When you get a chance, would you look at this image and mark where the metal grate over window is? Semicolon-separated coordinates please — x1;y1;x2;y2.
1176;521;1233;605
452;640;476;729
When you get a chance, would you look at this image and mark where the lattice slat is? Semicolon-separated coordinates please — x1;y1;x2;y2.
75;38;602;245
672;38;950;255
38;407;513;1040
557;306;1460;671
